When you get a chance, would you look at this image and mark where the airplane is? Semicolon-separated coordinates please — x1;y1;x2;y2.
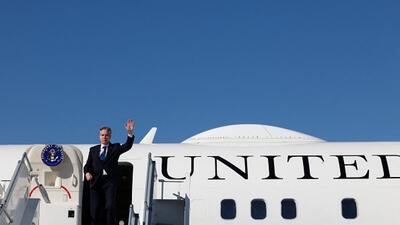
1;123;400;225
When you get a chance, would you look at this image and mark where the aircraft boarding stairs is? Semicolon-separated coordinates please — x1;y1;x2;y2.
0;146;188;225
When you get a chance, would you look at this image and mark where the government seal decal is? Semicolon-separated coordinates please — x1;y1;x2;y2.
41;144;64;167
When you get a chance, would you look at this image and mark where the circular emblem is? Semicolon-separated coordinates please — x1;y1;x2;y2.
41;144;64;167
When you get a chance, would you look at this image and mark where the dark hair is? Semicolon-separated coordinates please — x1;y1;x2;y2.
99;126;112;134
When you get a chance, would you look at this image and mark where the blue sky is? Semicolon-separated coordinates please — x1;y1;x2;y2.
0;1;399;144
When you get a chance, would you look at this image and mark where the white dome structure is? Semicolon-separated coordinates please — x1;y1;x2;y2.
182;124;324;146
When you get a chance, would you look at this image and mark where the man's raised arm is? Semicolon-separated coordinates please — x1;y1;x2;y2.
121;119;135;152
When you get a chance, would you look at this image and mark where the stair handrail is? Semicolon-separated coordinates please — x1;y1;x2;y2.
143;153;157;225
127;204;139;225
0;152;33;224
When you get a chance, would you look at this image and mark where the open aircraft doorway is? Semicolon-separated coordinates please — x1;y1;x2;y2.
82;162;133;225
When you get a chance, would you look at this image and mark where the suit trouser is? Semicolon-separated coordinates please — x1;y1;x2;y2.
90;176;117;225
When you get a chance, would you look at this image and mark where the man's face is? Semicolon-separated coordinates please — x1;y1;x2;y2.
99;129;111;145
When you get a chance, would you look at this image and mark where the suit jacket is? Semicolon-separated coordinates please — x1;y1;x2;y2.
84;135;134;189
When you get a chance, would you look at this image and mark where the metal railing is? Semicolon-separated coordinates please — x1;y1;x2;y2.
0;153;33;225
127;204;139;225
142;153;157;225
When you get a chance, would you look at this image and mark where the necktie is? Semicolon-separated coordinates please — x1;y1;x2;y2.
100;146;107;161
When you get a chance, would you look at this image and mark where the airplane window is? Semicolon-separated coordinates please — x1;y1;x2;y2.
342;198;357;219
251;199;266;219
281;198;296;219
221;199;236;219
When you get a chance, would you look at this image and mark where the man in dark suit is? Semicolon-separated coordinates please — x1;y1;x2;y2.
84;119;134;225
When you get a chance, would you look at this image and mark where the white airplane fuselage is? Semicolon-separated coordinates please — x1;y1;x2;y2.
1;142;400;225
1;124;400;225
